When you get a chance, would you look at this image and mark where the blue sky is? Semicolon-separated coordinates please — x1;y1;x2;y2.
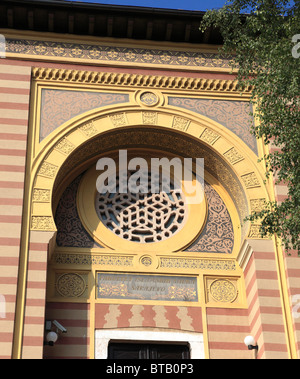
65;0;228;12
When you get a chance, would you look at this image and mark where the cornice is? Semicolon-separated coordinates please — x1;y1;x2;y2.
32;67;252;94
2;31;230;73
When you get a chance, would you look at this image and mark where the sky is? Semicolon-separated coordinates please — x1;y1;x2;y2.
65;0;229;12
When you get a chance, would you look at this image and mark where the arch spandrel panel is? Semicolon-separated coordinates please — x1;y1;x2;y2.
168;97;258;155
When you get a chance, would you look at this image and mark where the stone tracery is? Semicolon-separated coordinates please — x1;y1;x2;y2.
95;171;187;243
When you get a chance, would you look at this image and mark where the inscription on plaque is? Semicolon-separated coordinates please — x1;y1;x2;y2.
96;273;198;302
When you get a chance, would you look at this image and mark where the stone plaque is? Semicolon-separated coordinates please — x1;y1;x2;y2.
96;273;198;302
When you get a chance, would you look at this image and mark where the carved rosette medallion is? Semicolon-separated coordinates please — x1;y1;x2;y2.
56;273;86;297
140;255;153;267
209;279;237;303
140;91;159;107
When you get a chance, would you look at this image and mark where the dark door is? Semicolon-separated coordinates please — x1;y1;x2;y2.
108;342;190;359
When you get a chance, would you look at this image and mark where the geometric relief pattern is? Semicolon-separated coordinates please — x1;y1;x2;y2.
40;89;129;141
109;112;128;127
32;188;51;202
208;279;238;303
200;128;220;145
185;182;234;254
37;161;58;178
250;198;266;213
31;216;55;231
172;116;190;131
142;111;158;125
79;121;98;137
55;173;104;248
140;92;159;106
53;253;134;267
168;97;257;154
54;138;75;155
160;258;236;271
248;224;268;239
241;172;260;188
223;147;244;164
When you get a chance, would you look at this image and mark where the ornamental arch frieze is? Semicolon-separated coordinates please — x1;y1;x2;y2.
30;101;269;241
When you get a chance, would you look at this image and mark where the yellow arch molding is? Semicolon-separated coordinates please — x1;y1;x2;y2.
30;105;269;234
12;96;295;358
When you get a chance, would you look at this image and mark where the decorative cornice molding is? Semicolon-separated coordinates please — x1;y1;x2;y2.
32;67;252;94
6;36;229;72
52;251;238;272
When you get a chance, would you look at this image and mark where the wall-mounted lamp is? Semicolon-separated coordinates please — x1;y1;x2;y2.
44;320;67;346
244;335;258;351
45;331;58;346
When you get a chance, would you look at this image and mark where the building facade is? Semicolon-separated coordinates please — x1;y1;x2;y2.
0;0;299;359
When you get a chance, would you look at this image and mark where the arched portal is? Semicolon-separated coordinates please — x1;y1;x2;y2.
15;81;276;359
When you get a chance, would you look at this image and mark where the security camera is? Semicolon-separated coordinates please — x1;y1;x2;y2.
53;320;67;333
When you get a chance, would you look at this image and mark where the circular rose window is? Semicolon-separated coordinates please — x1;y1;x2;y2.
95;172;187;243
77;160;207;253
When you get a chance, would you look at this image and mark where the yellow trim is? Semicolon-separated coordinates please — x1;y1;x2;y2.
12;78;38;359
252;107;298;359
89;301;95;360
201;307;210;359
273;236;297;359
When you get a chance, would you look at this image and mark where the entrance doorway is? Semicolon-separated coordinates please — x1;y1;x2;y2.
95;329;205;359
108;342;190;359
